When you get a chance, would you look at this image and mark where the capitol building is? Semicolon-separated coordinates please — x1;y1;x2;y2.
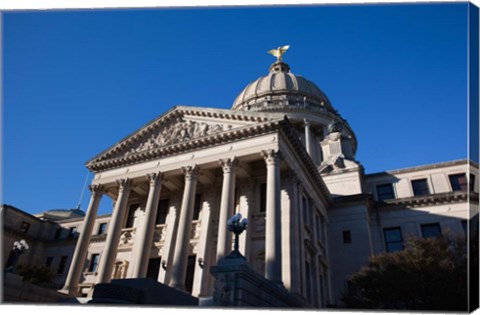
3;48;478;307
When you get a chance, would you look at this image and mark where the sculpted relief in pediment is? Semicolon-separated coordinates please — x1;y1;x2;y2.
124;119;231;156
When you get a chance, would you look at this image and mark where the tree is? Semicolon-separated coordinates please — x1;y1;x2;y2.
342;234;468;311
17;264;54;286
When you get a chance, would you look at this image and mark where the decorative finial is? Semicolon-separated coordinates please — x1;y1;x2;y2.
267;45;290;62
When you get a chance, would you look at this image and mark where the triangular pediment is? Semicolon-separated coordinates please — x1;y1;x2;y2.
87;106;283;170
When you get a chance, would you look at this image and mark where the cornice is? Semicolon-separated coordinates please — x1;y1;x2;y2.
87;119;284;172
375;191;478;210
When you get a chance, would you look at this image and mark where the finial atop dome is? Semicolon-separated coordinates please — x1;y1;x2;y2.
267;45;290;62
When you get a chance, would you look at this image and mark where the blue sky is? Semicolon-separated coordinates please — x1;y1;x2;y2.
2;3;474;215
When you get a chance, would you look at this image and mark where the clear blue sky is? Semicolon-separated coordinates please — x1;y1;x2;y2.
2;3;473;215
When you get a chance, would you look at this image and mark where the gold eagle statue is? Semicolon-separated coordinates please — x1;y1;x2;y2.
267;45;290;62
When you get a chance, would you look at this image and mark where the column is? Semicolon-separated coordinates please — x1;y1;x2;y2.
304;119;313;158
216;158;238;261
261;149;282;284
131;172;164;278
96;179;131;283
170;165;199;291
61;184;103;295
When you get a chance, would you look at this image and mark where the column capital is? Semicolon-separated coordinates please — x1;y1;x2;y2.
219;157;238;173
261;149;282;165
89;184;104;196
303;118;310;127
182;165;199;181
116;178;131;193
147;172;165;187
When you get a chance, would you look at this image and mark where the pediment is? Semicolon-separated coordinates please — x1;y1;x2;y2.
87;106;281;170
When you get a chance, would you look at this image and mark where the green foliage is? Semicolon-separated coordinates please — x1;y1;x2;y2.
342;235;468;311
17;264;54;285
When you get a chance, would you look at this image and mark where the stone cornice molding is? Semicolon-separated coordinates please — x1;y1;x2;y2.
87;118;285;172
376;191;478;209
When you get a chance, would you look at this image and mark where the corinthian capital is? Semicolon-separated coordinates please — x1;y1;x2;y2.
219;157;238;174
89;184;104;196
116;178;131;193
147;172;165;187
182;165;199;181
261;149;282;165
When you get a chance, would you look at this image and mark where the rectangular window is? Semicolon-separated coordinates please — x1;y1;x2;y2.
45;257;53;268
146;257;161;280
343;230;352;244
461;219;468;236
384;227;403;253
470;174;476;192
193;194;202;221
20;221;30;233
54;228;62;240
88;254;100;272
68;226;78;238
259;183;267;213
449;173;468;192
412;179;430;196
316;215;322;240
376;183;395;201
305;261;312;304
302;196;309;225
156;199;170;225
97;223;107;235
421;223;442;238
57;256;68;274
125;204;138;228
185;255;196;294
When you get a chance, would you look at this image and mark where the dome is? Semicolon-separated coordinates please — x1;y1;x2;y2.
232;61;334;113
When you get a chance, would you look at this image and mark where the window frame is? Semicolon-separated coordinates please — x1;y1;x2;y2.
411;178;430;196
449;173;468;192
383;227;403;253
420;223;442;238
376;183;395;201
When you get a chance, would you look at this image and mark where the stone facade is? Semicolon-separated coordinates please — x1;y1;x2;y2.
2;59;478;307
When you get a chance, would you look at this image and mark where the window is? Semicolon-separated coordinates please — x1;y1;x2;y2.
88;254;100;272
342;230;352;244
461;220;468;236
259;183;267;213
315;215;322;240
421;223;441;238
184;255;196;294
125;204;138;228
156;199;170;225
449;173;467;192
305;261;312;304
68;226;78;238
20;221;30;233
57;256;68;274
412;179;430;196
384;227;403;253
193;194;202;221
54;228;62;240
45;257;53;268
376;183;395;201
470;174;476;192
146;257;161;280
302;196;309;225
97;223;107;235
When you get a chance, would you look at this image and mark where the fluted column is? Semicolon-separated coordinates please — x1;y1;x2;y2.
216;158;238;261
96;179;131;283
61;184;103;295
261;149;282;284
170;165;199;291
132;172;164;278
